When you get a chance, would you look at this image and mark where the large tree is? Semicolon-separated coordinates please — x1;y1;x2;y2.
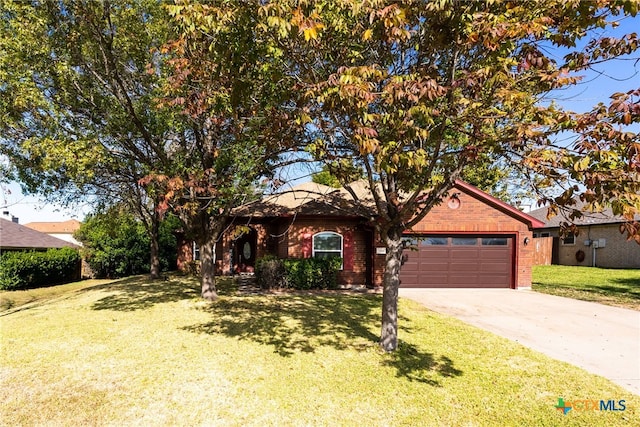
273;0;640;350
0;0;174;278
153;1;300;299
1;0;298;297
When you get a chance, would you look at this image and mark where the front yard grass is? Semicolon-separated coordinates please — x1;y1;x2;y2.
0;278;114;312
1;275;638;426
532;265;640;310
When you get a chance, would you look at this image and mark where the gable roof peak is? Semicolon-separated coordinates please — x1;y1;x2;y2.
453;180;545;228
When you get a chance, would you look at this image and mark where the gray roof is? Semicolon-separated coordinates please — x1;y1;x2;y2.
529;200;640;228
0;218;80;250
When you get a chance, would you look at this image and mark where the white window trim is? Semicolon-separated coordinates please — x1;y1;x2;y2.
312;231;343;268
193;242;200;261
192;242;215;263
561;235;576;246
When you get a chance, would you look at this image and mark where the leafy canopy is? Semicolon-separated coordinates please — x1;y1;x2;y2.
271;0;639;240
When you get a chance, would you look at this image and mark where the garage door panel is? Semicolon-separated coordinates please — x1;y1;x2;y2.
417;256;450;264
480;262;509;272
416;251;449;260
480;250;510;260
449;275;479;285
400;262;420;272
400;235;513;288
420;269;450;276
478;273;509;282
400;274;420;286
414;259;450;269
451;250;479;259
422;274;450;285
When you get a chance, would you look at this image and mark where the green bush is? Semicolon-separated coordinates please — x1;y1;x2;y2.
255;256;288;289
75;209;179;279
255;256;342;290
0;247;81;291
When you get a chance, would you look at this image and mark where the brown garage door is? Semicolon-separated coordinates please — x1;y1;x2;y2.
400;235;513;288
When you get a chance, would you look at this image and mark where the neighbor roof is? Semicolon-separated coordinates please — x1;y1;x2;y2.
24;219;81;234
0;218;80;250
529;199;640;228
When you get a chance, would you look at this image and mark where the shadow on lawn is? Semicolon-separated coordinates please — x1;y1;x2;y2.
183;294;381;356
383;342;463;385
552;282;640;299
87;276;463;384
183;292;463;385
89;275;202;311
610;277;640;288
591;283;640;297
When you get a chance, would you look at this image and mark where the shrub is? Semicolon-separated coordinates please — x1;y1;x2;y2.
75;209;180;279
255;256;342;290
0;247;81;291
255;256;288;289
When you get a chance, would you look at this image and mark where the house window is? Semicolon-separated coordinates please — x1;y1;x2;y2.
561;235;576;245
193;242;200;261
313;232;343;264
540;232;550;237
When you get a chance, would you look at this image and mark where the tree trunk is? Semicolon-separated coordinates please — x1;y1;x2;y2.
380;227;404;352
149;211;161;279
200;235;218;300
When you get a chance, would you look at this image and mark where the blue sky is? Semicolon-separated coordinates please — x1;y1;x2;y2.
543;14;639;114
2;14;639;224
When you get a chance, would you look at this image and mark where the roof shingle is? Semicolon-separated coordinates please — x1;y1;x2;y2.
0;218;80;250
528;199;640;228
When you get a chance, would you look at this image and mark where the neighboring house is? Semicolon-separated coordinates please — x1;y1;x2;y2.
24;219;82;246
529;202;640;269
177;180;544;289
0;217;80;253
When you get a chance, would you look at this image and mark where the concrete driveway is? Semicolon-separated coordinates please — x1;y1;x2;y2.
399;288;640;396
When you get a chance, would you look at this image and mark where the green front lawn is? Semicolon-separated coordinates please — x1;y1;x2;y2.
0;278;113;312
1;275;637;426
532;265;640;310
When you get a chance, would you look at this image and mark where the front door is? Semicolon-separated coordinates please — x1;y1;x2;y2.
235;228;257;273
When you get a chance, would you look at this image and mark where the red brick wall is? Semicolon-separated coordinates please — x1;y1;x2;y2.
176;234;193;272
176;234;225;275
178;185;537;289
286;218;369;286
410;190;530;234
372;233;386;287
274;222;289;259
